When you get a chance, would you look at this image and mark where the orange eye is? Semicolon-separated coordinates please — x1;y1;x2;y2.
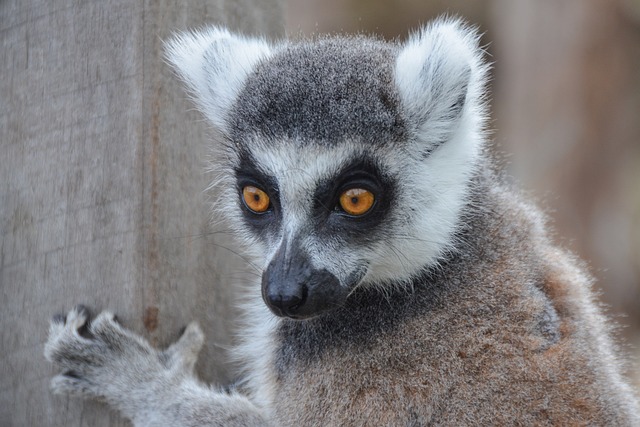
339;188;375;216
242;186;271;213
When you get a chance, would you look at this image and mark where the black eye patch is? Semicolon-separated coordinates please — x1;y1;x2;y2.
312;157;396;240
234;149;281;238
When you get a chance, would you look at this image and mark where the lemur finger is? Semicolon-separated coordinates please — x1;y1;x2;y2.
67;305;90;331
45;307;99;368
89;311;121;335
47;305;90;340
47;314;67;340
175;322;205;355
44;331;107;372
89;311;157;358
164;322;204;372
90;311;138;342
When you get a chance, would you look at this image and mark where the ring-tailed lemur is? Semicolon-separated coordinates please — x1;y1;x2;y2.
45;18;640;426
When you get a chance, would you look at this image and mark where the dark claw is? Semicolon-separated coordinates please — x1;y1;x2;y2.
63;370;82;379
177;325;187;338
223;379;241;394
52;314;66;324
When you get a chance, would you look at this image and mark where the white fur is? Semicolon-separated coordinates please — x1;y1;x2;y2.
395;19;488;152
232;293;280;415
165;27;275;133
349;18;491;286
364;105;485;285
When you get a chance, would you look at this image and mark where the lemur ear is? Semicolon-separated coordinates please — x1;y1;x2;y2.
395;19;486;154
165;27;274;133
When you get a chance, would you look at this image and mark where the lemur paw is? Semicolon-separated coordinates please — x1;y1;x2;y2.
45;305;204;403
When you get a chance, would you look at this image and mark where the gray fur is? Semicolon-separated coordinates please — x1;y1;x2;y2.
229;37;407;145
46;18;639;426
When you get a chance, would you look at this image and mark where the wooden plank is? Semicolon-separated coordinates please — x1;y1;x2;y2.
0;1;283;425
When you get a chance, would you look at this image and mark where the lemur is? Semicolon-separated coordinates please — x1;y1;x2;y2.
45;18;640;426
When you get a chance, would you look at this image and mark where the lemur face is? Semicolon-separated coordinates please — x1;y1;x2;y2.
166;20;487;319
231;141;399;319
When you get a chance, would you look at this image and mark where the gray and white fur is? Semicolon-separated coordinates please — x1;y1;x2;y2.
45;18;640;426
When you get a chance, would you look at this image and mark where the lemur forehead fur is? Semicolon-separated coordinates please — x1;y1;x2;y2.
229;37;406;145
45;18;639;426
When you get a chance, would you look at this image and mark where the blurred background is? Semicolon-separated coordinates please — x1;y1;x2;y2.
285;0;640;387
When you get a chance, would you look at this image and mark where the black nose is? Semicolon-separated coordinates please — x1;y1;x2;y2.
266;290;306;317
261;238;347;319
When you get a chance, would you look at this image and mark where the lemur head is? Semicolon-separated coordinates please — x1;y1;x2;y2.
166;19;488;320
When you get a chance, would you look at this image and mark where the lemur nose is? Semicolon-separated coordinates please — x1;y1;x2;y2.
266;292;305;317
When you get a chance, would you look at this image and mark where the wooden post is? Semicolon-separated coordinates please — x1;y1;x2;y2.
0;1;283;425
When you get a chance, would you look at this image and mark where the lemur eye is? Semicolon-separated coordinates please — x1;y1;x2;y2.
242;186;271;213
338;188;375;216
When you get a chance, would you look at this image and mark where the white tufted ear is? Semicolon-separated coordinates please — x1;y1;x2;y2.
395;19;487;154
165;27;274;133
